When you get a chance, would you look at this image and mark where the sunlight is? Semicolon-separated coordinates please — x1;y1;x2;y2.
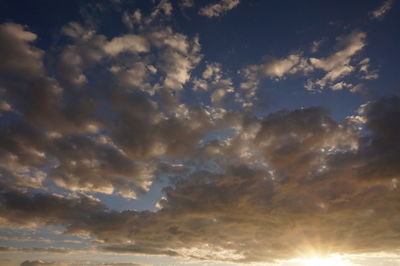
299;254;353;266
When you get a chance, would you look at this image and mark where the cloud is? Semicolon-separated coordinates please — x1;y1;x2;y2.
310;32;366;72
59;18;202;92
2;98;400;262
19;260;146;266
180;0;194;9
240;53;313;91
102;34;149;56
330;81;352;91
358;58;379;80
370;0;395;19
0;1;399;263
240;31;371;92
0;23;44;79
308;31;366;90
192;63;235;105
0;14;209;198
310;39;325;53
199;0;240;18
0;246;74;254
21;261;65;266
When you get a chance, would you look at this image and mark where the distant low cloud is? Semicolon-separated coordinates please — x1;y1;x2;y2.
21;261;64;266
19;260;146;266
199;0;240;18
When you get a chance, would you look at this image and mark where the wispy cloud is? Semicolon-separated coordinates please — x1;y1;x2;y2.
199;0;240;18
370;0;395;19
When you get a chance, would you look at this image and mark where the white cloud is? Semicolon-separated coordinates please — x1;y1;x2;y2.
240;31;370;93
309;32;366;72
103;34;149;56
359;57;379;80
330;81;352;91
307;31;367;91
199;0;240;18
240;53;313;90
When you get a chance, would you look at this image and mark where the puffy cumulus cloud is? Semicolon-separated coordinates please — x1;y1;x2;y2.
1;1;399;263
0;3;209;199
102;34;149;56
59;10;202;93
370;0;395;19
0;117;158;198
326;97;400;182
57;23;105;87
150;29;202;91
0;23;98;135
2;100;400;263
104;92;213;161
199;0;240;18
254;107;357;180
192;63;235;105
0;23;45;79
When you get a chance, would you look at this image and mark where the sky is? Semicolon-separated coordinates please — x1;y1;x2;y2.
0;0;399;265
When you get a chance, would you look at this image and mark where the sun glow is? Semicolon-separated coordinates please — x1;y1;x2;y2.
299;254;353;266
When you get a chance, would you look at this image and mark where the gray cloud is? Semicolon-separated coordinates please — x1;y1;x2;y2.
21;261;62;266
0;12;210;198
370;0;395;19
0;1;399;263
20;261;146;266
0;23;45;79
1;98;400;262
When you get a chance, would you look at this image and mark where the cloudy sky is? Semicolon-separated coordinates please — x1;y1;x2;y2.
0;0;399;265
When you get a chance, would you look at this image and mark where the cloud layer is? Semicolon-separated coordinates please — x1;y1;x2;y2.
0;0;399;264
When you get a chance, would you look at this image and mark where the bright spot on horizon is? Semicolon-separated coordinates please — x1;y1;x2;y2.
297;254;354;266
